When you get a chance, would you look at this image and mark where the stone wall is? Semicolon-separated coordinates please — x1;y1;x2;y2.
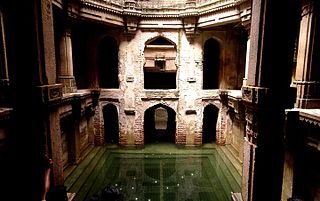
72;22;246;147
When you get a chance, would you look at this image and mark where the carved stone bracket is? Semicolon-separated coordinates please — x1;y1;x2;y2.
123;15;139;37
37;84;62;105
183;16;199;43
242;86;269;107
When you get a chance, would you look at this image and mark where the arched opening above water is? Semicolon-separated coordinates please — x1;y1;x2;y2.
103;104;119;144
144;104;176;143
202;104;219;143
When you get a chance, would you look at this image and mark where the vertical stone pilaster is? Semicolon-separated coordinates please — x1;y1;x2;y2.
0;10;8;87
176;121;186;145
243;37;250;86
216;91;228;145
194;129;202;145
86;105;95;145
93;103;104;145
134;114;143;145
70;96;81;163
49;107;64;186
41;0;56;84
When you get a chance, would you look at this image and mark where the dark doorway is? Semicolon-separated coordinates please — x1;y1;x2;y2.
203;38;220;89
144;104;176;143
97;36;119;88
103;104;119;144
202;104;219;143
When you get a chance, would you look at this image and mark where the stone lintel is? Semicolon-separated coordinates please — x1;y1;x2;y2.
101;98;120;103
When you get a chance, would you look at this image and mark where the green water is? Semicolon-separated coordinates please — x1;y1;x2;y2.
82;148;240;201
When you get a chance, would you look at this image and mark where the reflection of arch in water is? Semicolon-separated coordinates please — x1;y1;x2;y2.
144;104;176;143
144;157;176;180
103;104;119;144
202;104;219;143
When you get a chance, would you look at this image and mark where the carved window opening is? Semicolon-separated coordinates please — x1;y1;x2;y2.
144;36;177;89
155;58;165;71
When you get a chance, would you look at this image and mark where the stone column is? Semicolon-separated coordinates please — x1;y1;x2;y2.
294;0;320;108
240;0;299;200
242;37;250;86
58;28;77;94
0;10;8;87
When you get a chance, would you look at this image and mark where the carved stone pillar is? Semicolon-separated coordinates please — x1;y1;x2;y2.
0;10;8;87
94;103;104;145
294;0;320;108
58;28;77;94
240;0;299;200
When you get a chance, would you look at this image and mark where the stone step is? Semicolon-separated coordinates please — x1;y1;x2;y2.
215;145;242;190
64;146;106;192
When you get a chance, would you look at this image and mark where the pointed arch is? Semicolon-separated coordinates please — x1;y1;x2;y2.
144;104;176;143
203;38;221;89
144;36;177;89
202;104;219;143
103;104;119;144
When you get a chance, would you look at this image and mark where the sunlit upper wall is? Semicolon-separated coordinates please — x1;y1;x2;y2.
79;0;243;12
94;0;232;8
54;0;250;30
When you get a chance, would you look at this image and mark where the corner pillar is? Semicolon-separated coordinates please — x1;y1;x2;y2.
294;0;320;108
58;28;77;94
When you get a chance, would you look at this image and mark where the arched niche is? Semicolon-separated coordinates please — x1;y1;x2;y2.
144;104;176;143
103;104;119;144
203;38;220;89
144;36;177;89
202;104;219;143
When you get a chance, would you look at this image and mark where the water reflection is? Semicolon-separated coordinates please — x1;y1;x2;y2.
90;154;228;201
